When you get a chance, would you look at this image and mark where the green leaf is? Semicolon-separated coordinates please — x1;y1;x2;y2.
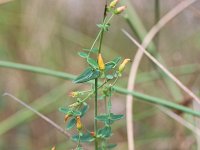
97;126;112;138
78;52;88;58
107;144;117;149
96;113;123;125
95;114;109;121
71;110;82;116
106;74;114;80
91;48;99;53
105;119;115;125
87;58;98;69
109;56;121;68
73;67;100;83
110;113;124;121
97;23;110;31
80;103;89;117
105;57;121;71
98;143;117;150
72;133;95;142
59;107;69;114
66;118;76;130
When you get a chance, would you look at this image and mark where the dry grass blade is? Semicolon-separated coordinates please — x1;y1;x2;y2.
3;92;71;138
137;0;197;50
122;29;200;104
3;93;91;149
159;106;200;137
125;0;197;149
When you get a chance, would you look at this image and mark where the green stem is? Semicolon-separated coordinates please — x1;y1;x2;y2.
94;7;108;149
88;30;102;57
98;30;104;54
88;14;114;56
94;78;98;150
108;86;112;114
0;61;200;117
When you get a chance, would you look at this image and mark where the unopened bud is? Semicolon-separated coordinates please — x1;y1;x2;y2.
51;146;56;150
69;91;78;97
90;131;96;137
109;0;119;8
118;58;130;73
76;116;83;130
64;114;71;122
98;53;105;70
114;6;127;14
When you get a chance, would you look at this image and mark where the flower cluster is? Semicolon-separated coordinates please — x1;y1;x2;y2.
58;0;129;149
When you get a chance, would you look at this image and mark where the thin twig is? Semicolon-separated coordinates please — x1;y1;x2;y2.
123;29;200;104
3;93;92;149
124;0;197;149
159;106;200;137
3;93;71;137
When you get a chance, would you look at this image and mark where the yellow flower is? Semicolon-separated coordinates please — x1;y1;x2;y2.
118;58;130;73
98;53;105;70
76;116;83;130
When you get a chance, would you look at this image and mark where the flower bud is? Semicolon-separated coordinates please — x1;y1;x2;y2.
68;91;78;97
109;0;119;8
64;114;71;122
114;6;127;14
118;58;130;73
76;116;83;130
90;131;96;137
51;146;56;150
98;53;105;70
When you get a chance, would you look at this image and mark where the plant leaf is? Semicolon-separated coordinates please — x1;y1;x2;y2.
87;58;98;69
78;52;88;58
97;126;112;138
95;114;109;121
59;107;69;114
80;103;89;117
98;143;117;150
106;74;114;80
105;57;121;71
66;118;76;130
72;133;95;142
71;110;82;116
110;113;124;121
73;67;100;83
97;23;110;31
107;144;117;149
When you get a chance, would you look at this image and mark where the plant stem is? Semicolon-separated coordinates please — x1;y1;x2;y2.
1;60;200;117
94;78;98;150
94;6;108;149
88;30;102;57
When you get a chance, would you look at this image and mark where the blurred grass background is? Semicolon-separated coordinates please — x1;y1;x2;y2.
0;0;200;149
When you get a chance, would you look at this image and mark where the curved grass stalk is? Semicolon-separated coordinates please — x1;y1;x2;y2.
0;60;200;117
123;0;197;149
